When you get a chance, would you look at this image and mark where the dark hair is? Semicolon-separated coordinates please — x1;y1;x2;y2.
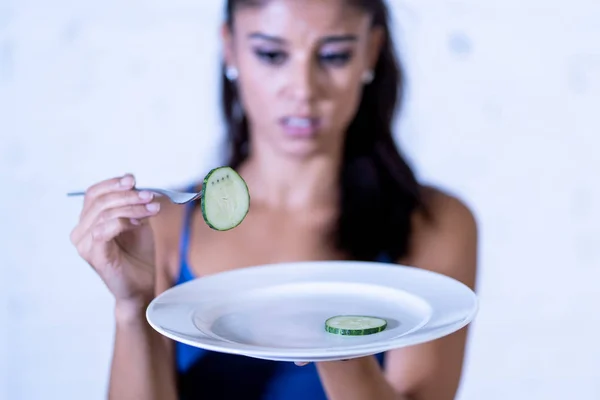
222;0;425;262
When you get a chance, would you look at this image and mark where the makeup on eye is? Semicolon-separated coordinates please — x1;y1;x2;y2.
248;31;358;67
253;48;287;65
251;47;355;67
318;50;354;66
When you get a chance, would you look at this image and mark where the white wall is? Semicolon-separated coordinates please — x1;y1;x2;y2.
1;1;599;399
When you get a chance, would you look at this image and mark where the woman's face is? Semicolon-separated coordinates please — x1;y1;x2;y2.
223;0;382;159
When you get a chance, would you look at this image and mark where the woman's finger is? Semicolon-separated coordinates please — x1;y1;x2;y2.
90;217;142;243
90;190;155;222
294;362;310;367
73;217;137;264
82;174;136;213
75;190;156;239
96;203;161;226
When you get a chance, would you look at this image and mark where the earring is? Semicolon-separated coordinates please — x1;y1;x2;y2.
225;66;239;81
362;70;374;84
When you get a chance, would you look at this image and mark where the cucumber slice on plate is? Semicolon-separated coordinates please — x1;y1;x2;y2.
201;166;250;231
325;315;388;336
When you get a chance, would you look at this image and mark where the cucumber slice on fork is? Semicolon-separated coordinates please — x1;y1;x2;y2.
201;166;250;231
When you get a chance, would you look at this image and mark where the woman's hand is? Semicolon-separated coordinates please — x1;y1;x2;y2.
70;174;161;309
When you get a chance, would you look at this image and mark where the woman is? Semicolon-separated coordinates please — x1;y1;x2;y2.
70;0;478;399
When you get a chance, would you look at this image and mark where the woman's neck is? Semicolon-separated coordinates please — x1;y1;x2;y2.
238;145;343;211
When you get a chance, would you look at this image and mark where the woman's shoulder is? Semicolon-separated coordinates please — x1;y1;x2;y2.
418;186;477;231
406;186;478;289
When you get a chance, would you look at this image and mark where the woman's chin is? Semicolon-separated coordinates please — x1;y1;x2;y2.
275;134;339;160
278;141;323;159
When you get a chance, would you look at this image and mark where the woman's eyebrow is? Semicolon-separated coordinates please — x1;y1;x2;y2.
247;32;358;44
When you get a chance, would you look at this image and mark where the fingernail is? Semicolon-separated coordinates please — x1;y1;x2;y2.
130;219;141;225
120;175;134;188
146;203;160;213
138;191;153;200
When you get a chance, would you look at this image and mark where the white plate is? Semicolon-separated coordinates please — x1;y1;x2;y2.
147;260;478;362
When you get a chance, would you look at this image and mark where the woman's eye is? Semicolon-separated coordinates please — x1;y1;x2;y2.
254;49;287;65
320;52;353;67
253;49;353;68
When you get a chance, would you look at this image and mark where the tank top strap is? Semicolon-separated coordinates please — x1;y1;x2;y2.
176;184;199;285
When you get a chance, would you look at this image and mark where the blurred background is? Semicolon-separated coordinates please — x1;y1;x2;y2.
1;0;599;399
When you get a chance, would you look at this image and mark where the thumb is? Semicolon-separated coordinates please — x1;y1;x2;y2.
294;362;310;367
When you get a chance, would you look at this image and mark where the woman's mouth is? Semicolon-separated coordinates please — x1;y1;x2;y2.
279;116;321;138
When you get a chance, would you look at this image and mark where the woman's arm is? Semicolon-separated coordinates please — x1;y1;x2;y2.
107;200;180;400
317;358;410;400
316;191;478;400
109;300;178;400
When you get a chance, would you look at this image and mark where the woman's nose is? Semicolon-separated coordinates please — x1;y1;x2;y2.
285;56;318;103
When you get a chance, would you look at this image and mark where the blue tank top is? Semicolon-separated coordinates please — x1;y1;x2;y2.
174;187;389;399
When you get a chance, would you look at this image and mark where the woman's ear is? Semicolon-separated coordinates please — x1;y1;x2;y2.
367;26;384;71
220;23;235;68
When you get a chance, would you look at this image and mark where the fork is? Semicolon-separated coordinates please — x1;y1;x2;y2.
66;187;204;205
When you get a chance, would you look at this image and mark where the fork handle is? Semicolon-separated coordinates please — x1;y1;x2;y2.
66;187;147;197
